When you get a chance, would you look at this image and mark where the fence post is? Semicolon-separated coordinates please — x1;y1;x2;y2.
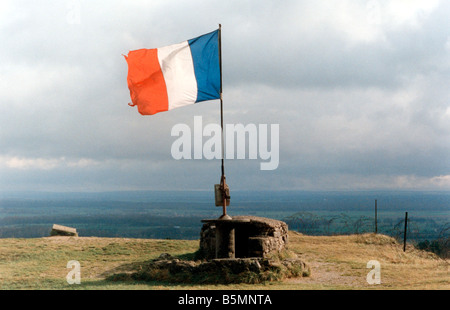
375;199;378;234
403;212;408;252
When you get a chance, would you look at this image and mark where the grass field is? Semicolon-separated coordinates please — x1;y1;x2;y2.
0;232;448;290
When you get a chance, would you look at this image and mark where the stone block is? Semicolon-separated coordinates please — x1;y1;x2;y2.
50;224;78;237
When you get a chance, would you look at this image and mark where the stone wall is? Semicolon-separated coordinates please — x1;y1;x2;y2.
199;220;217;259
199;216;288;259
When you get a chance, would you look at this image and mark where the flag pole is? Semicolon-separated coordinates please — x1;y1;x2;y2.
219;24;224;178
218;24;230;219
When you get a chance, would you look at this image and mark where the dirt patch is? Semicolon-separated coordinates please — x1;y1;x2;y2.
286;260;364;288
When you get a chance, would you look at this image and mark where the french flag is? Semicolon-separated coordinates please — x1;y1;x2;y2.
124;29;221;115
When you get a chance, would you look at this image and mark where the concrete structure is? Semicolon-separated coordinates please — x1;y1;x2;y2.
199;216;288;259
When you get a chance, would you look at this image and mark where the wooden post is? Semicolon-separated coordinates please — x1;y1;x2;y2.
403;212;408;252
374;199;378;234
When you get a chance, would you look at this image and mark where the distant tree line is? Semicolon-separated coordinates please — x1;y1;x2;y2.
415;224;449;259
1;210;448;258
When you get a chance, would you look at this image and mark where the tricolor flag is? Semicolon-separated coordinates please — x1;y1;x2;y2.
124;29;221;115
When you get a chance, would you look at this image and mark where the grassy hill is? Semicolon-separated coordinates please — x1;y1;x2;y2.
0;232;448;290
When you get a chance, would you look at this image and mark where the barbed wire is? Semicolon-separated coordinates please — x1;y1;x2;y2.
283;212;449;258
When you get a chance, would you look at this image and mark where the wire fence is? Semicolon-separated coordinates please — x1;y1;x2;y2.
283;212;449;259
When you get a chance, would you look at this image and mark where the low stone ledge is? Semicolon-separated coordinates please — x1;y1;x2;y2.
108;252;310;284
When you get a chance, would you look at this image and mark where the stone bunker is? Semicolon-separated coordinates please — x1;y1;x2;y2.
108;216;309;284
199;215;289;259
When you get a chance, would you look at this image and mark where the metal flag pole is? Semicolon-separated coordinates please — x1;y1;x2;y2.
218;24;230;219
219;24;224;178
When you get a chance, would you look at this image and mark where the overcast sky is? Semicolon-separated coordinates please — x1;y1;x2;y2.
1;0;449;192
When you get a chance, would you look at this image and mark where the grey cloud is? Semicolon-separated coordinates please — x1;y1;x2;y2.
1;0;449;191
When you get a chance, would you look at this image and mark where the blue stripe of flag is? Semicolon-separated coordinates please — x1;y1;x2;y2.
188;30;221;103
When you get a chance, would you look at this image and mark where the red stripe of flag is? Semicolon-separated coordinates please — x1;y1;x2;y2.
124;48;169;115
